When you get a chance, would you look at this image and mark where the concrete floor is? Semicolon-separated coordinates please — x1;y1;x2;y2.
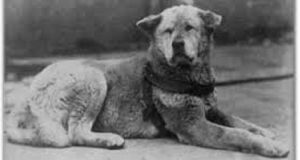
4;79;294;160
4;44;294;160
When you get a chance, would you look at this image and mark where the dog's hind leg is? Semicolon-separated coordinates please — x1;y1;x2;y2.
70;120;125;149
33;118;71;147
66;70;125;149
5;89;70;147
68;101;125;149
206;108;275;139
6;107;70;147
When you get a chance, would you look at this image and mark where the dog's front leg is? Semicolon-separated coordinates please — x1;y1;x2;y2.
154;91;288;157
184;120;288;157
206;107;276;139
160;106;288;157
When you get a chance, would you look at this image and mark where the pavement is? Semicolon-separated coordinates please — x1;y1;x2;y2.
4;44;294;160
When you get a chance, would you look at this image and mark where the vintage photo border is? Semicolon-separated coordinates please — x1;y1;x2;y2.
296;0;299;159
0;0;298;159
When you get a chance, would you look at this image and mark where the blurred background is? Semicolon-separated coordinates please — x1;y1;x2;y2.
5;0;294;79
3;1;295;159
5;0;293;56
4;0;294;80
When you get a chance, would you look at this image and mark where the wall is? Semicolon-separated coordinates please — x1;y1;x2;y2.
5;0;294;57
193;0;294;43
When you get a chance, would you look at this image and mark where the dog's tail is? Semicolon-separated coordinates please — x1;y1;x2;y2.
4;80;38;145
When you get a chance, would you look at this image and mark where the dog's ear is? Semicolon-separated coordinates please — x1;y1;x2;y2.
199;10;222;28
136;14;162;37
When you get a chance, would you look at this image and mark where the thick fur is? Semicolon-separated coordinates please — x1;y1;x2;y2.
5;5;288;157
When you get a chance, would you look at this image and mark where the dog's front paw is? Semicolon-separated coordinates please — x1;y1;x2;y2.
252;137;289;158
249;128;276;139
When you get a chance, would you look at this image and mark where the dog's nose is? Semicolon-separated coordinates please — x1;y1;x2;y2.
172;41;185;50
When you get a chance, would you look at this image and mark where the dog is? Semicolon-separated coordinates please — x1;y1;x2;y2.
5;5;289;157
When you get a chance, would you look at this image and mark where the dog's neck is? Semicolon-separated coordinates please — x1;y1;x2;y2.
141;46;215;126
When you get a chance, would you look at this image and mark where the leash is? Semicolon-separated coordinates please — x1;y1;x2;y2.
215;73;294;87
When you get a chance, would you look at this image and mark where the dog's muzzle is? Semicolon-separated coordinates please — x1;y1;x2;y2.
171;42;193;66
171;40;195;67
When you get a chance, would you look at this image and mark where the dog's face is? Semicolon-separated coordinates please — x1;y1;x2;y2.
137;5;222;67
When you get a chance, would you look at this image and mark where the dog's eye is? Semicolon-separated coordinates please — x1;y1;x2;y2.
185;25;194;31
164;28;173;34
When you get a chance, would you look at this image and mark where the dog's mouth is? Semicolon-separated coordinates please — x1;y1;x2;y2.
170;52;194;68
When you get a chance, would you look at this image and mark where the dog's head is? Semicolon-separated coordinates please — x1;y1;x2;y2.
137;5;222;68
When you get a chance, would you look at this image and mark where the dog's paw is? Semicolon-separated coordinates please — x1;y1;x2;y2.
249;128;276;139
101;134;125;149
252;138;289;158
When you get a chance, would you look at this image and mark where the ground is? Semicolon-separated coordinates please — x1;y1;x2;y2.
4;44;294;160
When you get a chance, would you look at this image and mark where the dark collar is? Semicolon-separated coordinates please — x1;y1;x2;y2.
143;63;215;97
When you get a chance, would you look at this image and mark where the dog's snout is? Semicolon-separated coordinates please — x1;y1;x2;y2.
172;41;185;50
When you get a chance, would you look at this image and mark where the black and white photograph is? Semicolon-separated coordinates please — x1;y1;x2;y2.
3;0;295;159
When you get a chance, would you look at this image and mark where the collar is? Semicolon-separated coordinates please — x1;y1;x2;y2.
143;63;215;97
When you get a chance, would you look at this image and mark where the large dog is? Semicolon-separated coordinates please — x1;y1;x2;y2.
5;5;289;157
